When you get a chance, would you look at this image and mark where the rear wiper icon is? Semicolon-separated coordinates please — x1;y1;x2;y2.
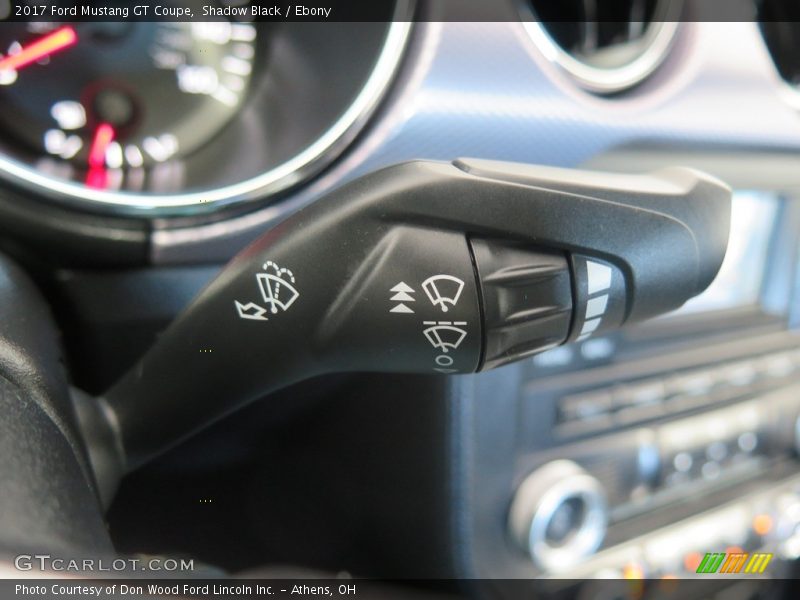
422;275;464;313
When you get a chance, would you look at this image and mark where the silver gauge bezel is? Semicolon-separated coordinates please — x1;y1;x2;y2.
521;3;680;94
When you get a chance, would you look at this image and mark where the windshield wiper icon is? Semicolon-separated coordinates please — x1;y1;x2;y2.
422;275;464;313
257;261;300;314
423;321;468;353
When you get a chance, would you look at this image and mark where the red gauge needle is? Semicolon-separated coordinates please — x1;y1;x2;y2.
87;123;115;169
0;26;78;72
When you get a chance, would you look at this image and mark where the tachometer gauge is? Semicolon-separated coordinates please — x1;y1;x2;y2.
0;21;257;189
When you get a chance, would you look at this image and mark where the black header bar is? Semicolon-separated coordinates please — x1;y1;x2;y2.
0;0;789;23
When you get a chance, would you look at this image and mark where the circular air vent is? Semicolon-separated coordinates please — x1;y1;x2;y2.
522;0;681;94
758;1;800;88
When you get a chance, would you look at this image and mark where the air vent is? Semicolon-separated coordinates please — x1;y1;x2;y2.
758;1;800;88
522;0;681;94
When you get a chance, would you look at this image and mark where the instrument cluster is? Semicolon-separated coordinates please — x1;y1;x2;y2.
0;10;410;213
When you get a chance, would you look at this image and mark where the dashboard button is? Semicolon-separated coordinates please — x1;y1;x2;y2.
706;441;728;462
559;390;613;423
737;431;758;453
615;380;666;409
701;461;722;480
673;452;693;473
672;370;715;396
719;361;759;388
762;352;795;379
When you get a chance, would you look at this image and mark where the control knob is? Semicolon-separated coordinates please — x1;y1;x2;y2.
508;460;608;573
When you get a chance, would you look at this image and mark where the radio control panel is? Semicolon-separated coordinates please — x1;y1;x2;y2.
503;333;800;579
544;473;800;581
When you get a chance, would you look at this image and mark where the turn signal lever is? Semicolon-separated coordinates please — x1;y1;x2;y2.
96;159;731;476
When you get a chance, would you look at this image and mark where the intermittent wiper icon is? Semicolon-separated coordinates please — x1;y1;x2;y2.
423;321;468;353
422;275;464;313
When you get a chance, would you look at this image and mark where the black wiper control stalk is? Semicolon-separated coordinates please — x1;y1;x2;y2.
98;159;731;473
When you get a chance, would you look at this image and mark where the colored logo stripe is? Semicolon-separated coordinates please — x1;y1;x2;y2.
744;553;773;574
696;552;773;574
696;553;724;573
720;553;747;573
732;553;749;573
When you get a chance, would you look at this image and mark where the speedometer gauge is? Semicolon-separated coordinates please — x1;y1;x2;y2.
0;21;257;189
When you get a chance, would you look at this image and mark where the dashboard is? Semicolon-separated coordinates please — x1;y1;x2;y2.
2;3;799;267
2;1;800;598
